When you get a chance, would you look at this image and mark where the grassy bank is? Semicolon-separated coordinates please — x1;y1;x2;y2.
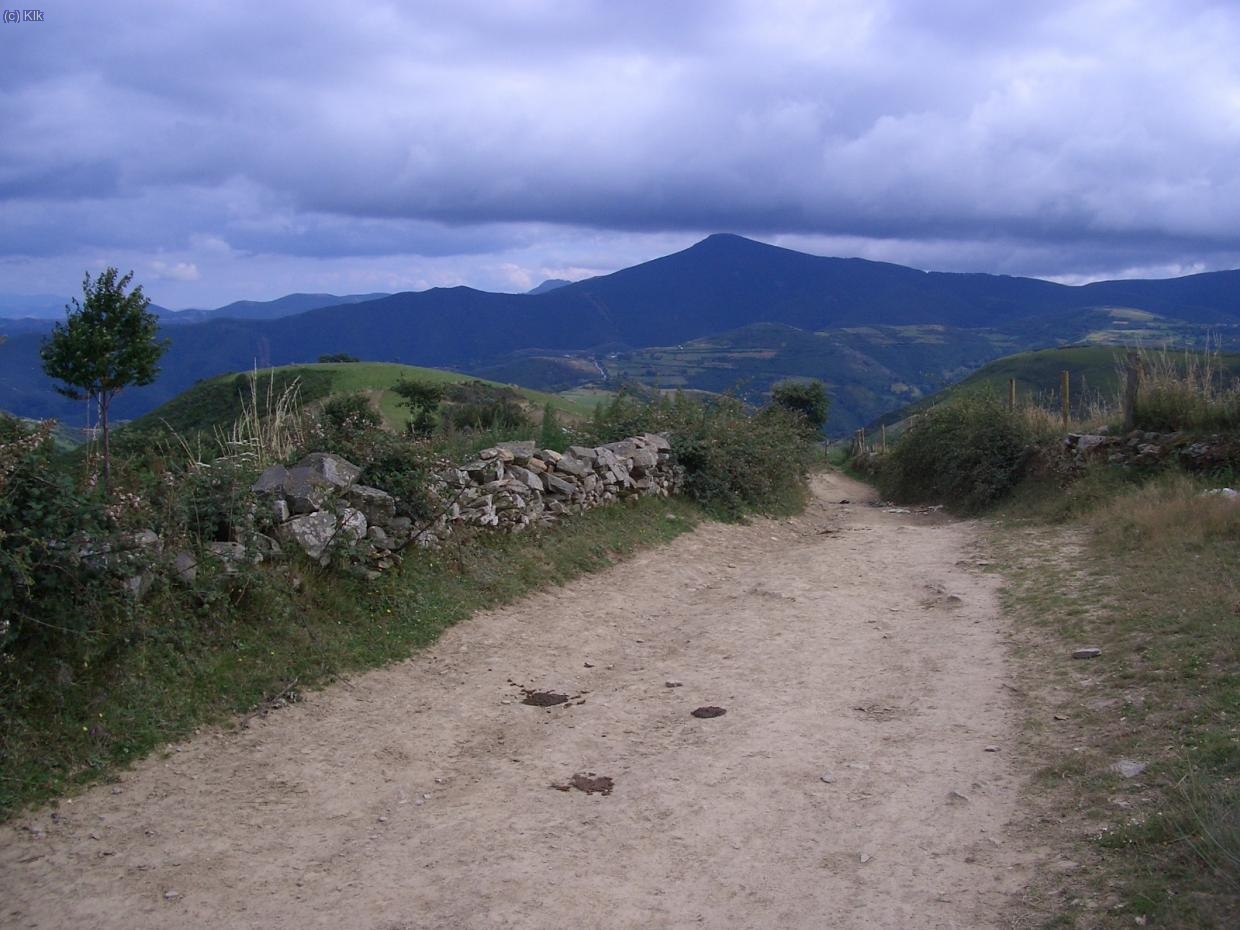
0;494;706;818
993;472;1238;928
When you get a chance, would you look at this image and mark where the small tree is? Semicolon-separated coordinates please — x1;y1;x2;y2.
770;379;830;436
40;268;168;493
391;378;444;438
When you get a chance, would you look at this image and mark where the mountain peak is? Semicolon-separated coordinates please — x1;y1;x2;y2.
527;278;572;295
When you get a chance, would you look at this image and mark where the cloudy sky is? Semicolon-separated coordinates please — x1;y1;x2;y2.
1;0;1238;308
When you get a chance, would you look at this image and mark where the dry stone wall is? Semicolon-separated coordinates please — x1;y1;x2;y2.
249;433;681;572
1056;429;1239;474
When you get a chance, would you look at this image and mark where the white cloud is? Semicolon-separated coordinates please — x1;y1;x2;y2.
149;260;200;282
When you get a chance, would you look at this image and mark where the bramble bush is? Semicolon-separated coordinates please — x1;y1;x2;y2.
878;392;1052;512
1;416;112;650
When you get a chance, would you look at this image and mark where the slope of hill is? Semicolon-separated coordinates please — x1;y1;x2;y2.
118;361;596;444
869;346;1240;431
526;279;572;295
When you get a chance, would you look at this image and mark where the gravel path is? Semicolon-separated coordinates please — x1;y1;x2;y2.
1;472;1033;929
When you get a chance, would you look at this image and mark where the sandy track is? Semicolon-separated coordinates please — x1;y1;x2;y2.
2;473;1032;929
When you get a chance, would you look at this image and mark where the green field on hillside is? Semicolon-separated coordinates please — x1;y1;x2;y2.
118;361;602;444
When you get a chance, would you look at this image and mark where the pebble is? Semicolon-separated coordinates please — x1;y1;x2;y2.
665;680;683;688
820;773;835;784
1110;760;1147;778
163;891;180;901
1072;648;1102;659
859;853;872;864
984;745;999;752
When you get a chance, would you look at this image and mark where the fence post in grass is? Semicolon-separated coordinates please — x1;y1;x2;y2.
1123;350;1139;432
1061;370;1070;428
1008;378;1016;411
880;423;887;453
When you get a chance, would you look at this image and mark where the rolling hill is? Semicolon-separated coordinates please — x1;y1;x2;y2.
115;361;597;447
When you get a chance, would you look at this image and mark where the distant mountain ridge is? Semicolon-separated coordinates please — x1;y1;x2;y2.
2;234;1238;429
156;292;391;324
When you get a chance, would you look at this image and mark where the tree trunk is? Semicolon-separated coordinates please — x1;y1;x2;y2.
100;391;111;497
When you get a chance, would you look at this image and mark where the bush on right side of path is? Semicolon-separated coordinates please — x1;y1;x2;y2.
875;392;1055;513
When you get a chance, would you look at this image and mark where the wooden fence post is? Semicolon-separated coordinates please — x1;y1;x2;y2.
880;423;887;453
1008;378;1016;411
1061;370;1070;427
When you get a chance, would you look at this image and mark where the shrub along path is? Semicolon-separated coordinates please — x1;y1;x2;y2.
0;474;1037;929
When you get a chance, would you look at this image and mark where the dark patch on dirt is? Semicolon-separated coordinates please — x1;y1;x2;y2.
507;679;583;708
691;706;727;718
852;702;901;721
552;773;614;796
521;689;569;706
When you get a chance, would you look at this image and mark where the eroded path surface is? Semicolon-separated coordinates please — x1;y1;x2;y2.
2;473;1032;930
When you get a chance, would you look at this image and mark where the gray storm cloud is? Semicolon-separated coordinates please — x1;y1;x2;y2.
0;0;1237;305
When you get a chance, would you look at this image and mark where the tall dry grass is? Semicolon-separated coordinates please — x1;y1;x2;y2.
1013;345;1240;435
1129;346;1240;432
213;368;308;468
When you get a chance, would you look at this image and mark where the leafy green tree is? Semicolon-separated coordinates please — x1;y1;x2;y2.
392;378;444;437
40;268;168;493
770;379;830;436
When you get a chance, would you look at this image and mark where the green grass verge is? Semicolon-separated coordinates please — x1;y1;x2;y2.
992;469;1239;928
0;494;705;819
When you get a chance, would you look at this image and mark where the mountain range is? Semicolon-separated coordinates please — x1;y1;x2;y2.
2;234;1238;434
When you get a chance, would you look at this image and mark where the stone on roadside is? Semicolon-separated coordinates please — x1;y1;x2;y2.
344;484;396;527
296;452;362;488
1110;760;1147;778
276;511;338;561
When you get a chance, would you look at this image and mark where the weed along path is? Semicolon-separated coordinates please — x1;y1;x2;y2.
2;473;1034;930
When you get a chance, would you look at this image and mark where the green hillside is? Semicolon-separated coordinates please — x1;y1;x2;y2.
119;361;602;443
871;345;1240;430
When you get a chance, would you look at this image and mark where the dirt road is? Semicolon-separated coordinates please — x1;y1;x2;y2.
2;473;1033;929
